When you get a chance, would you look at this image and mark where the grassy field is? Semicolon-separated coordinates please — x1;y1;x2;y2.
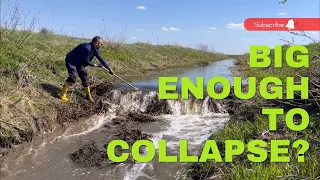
186;42;320;179
0;28;229;151
0;29;228;87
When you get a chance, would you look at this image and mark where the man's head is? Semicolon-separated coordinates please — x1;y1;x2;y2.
92;36;103;50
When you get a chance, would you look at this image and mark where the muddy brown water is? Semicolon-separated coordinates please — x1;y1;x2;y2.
1;59;237;180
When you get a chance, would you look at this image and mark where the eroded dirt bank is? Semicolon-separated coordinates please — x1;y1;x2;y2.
0;82;114;155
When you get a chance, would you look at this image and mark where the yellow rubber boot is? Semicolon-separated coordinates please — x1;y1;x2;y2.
84;86;94;102
59;82;70;102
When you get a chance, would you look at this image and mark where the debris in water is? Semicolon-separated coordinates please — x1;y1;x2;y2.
113;127;152;144
69;140;136;168
102;124;152;158
111;116;127;125
69;142;110;168
111;111;159;125
145;94;172;115
69;112;154;168
56;82;117;126
127;111;158;123
56;98;109;125
91;82;118;97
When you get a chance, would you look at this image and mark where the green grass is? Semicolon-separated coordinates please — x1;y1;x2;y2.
233;42;320;80
187;115;320;179
0;28;229;150
0;29;229;89
0;28;229;99
186;42;320;179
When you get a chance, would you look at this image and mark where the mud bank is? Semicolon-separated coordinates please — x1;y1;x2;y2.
0;79;248;158
0;80;233;179
68;111;159;168
0;81;118;156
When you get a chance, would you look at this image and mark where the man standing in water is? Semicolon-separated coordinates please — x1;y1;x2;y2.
59;36;113;102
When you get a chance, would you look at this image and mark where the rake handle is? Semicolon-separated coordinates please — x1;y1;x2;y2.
113;74;137;89
102;67;138;90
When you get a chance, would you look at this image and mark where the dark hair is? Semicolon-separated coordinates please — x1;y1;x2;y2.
92;36;103;43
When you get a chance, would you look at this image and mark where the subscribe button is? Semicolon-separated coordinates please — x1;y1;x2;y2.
244;18;320;31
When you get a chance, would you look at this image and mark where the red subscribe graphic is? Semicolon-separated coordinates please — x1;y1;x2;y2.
244;18;320;31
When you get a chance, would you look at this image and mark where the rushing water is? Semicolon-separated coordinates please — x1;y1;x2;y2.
0;59;237;180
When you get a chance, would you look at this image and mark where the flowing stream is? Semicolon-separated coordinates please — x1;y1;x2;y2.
0;59;237;180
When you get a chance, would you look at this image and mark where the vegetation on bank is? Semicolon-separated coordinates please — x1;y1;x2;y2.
1;2;318;180
186;42;320;179
0;25;228;152
0;29;228;87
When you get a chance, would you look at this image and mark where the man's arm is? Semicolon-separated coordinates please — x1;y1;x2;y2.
95;51;112;72
82;48;96;67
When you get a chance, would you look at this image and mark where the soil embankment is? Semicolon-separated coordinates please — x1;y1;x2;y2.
0;28;230;159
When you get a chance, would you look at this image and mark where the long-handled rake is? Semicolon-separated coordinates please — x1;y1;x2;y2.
103;67;139;90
